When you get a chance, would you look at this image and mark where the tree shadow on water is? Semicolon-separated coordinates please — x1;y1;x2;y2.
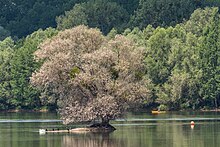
61;131;125;147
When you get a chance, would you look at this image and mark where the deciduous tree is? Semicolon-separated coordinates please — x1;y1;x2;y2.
31;26;151;125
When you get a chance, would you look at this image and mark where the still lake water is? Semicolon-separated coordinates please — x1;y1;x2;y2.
0;111;220;147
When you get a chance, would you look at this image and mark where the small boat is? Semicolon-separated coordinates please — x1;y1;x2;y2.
151;110;166;114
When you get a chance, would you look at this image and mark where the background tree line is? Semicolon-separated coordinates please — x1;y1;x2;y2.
125;7;220;110
0;0;220;111
1;0;220;39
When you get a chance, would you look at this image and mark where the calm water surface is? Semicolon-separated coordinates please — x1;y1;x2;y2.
0;111;220;147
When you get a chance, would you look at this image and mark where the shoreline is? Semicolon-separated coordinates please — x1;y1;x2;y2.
0;109;50;113
200;109;220;112
1;108;220;113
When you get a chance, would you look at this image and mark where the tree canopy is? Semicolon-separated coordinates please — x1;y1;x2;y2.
0;28;58;110
31;26;152;124
1;0;220;39
56;0;129;34
125;7;220;110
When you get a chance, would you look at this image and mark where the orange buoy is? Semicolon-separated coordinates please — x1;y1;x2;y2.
190;121;195;125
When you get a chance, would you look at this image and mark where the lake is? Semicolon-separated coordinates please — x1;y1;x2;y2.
0;111;220;147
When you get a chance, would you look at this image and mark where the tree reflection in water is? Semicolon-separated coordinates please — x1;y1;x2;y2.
61;132;125;147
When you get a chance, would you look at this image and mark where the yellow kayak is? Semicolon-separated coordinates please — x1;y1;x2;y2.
151;111;166;114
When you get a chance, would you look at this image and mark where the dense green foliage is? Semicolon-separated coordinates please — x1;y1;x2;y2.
0;28;58;110
125;7;220;110
0;37;14;109
0;0;87;38
128;0;200;29
2;0;220;39
56;0;129;34
0;0;220;111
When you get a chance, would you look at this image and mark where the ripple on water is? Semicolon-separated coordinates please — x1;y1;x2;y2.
115;117;220;122
0;117;220;123
0;119;62;123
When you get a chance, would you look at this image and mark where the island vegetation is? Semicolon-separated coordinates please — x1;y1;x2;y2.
0;0;220;127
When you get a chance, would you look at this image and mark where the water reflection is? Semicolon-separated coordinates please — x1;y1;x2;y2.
1;112;220;147
61;132;124;147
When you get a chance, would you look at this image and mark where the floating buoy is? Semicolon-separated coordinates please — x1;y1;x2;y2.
190;121;195;129
190;121;195;125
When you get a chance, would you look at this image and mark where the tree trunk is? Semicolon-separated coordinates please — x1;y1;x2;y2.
101;118;109;125
87;118;116;131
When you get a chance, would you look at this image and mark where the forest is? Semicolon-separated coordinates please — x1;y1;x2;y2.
0;0;220;113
